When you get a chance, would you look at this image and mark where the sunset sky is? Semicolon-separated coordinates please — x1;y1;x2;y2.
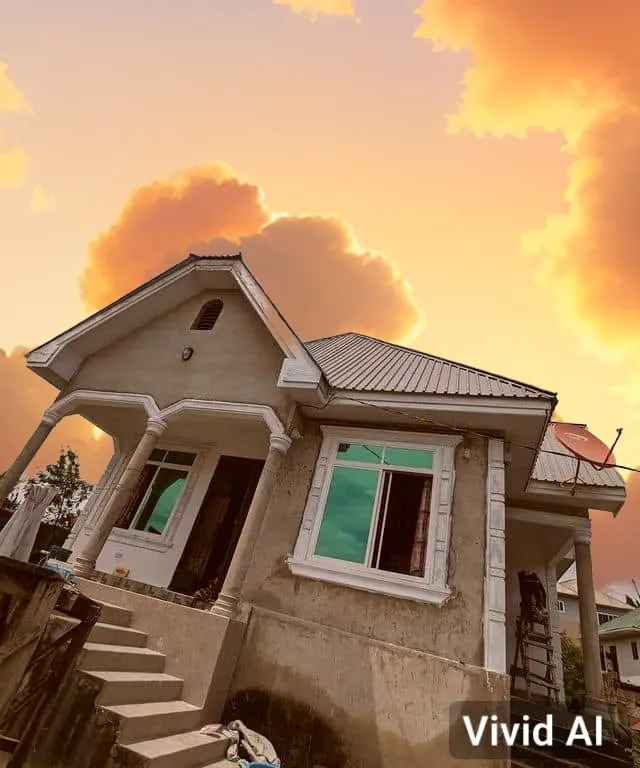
1;0;638;592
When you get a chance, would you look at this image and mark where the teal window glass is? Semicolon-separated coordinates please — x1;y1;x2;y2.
314;466;379;563
383;447;434;470
336;443;383;464
133;468;187;535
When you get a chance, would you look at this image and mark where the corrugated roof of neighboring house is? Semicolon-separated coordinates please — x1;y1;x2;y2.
557;580;631;610
304;332;556;399
599;606;640;634
531;426;625;488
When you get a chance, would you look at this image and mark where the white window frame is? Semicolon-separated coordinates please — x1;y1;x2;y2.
288;426;461;605
557;600;566;613
109;443;202;551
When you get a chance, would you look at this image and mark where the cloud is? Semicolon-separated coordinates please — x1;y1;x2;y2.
80;164;423;343
202;214;422;342
415;1;640;354
30;184;56;212
0;63;32;190
0;63;32;113
0;137;29;189
0;348;111;485
81;164;269;310
273;0;356;19
591;472;640;590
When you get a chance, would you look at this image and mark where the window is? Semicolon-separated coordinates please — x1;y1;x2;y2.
600;646;606;672
114;449;196;535
598;612;617;625
191;299;223;331
632;641;639;661
289;427;461;604
556;600;566;613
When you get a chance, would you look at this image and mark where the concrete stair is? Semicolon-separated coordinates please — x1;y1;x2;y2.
56;600;232;768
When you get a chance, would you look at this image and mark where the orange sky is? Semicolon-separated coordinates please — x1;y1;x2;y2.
0;0;638;591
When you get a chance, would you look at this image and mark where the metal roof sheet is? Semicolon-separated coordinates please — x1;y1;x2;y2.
531;425;625;488
599;606;640;634
557;580;631;610
305;333;555;399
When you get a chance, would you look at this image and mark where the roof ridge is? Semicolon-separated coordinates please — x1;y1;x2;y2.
307;331;557;397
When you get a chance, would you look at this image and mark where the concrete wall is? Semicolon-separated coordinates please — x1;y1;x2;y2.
557;596;581;641
66;289;291;418
225;608;509;768
244;429;490;665
226;429;499;767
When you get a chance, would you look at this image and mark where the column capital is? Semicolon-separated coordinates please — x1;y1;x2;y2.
145;418;168;438
573;519;591;545
270;433;292;454
42;410;61;428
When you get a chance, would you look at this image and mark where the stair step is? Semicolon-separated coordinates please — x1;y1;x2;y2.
122;730;229;768
54;615;148;647
86;671;183;706
103;700;203;744
95;601;134;628
80;643;166;673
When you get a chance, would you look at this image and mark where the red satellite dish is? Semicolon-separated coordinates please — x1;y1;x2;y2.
551;423;617;468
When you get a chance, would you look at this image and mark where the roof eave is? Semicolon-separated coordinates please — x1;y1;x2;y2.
524;478;626;514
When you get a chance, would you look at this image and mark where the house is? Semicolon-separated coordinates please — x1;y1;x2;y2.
600;607;640;685
557;579;632;642
0;254;628;767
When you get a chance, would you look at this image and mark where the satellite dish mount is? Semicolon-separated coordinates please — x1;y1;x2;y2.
551;424;623;495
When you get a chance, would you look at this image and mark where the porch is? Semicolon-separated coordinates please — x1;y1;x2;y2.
0;389;295;620
506;506;607;721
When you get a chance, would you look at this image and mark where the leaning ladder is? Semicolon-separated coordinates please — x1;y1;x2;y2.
511;609;560;704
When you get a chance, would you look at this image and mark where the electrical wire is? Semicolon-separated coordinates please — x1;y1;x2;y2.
305;391;639;475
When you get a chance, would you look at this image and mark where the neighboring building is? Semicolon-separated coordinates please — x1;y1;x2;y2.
600;607;640;685
557;579;632;642
0;254;628;766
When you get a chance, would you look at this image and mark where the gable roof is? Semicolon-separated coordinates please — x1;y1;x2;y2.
557;580;631;610
26;254;324;393
599;606;640;635
305;332;556;400
531;424;626;489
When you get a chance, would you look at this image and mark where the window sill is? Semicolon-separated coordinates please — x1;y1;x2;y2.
286;557;452;606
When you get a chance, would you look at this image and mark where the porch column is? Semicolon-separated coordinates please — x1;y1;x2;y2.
212;433;292;619
574;522;608;719
73;418;167;577
0;411;60;504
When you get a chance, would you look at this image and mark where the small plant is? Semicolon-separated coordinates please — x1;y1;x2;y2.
561;632;586;712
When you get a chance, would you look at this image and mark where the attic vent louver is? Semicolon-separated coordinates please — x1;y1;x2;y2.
191;299;223;331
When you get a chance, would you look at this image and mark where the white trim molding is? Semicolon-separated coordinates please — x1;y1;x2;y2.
287;425;462;605
507;507;591;541
484;439;507;674
49;389;161;422
159;398;287;438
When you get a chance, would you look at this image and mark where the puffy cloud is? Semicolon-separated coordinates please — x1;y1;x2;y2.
30;184;56;212
0;63;32;189
273;0;356;19
591;472;640;590
0;348;111;485
80;165;423;343
0;137;29;189
202;214;422;342
0;63;32;114
81;164;269;310
415;0;640;353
